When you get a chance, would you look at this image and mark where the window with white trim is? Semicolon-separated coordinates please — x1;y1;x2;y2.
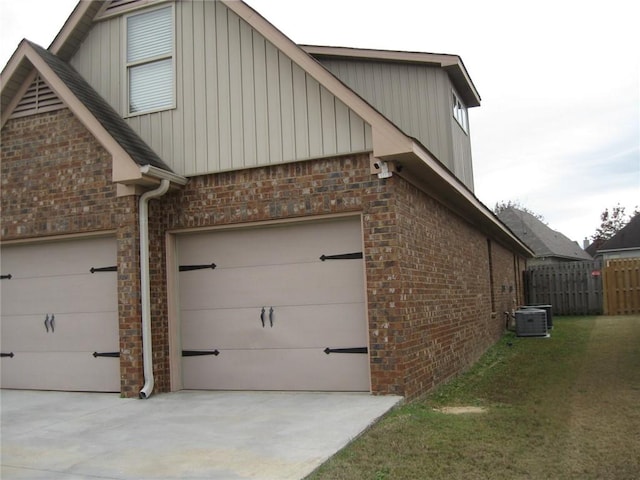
126;5;174;115
452;90;468;133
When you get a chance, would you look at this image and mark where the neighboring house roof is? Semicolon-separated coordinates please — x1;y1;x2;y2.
498;207;592;261
585;239;605;257
598;214;640;253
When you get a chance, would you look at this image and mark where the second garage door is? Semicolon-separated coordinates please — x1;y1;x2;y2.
177;216;370;391
0;236;119;392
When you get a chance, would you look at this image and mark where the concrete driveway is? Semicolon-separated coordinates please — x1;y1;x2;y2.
1;390;401;480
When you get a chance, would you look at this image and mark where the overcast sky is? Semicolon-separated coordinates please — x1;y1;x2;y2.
1;0;638;243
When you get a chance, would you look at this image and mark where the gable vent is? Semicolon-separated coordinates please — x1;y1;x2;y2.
95;0;161;20
10;75;65;119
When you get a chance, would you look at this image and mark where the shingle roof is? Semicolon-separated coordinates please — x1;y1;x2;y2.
27;41;172;172
598;214;640;252
498;207;592;261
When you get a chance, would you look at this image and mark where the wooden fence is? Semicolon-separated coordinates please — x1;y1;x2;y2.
524;261;603;315
603;258;640;315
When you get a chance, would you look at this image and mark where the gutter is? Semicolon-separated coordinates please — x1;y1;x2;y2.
138;167;187;399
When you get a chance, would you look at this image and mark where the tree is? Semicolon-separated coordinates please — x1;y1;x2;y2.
494;200;546;223
590;204;640;242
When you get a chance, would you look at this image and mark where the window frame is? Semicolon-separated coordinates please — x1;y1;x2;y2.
124;3;176;117
452;89;468;134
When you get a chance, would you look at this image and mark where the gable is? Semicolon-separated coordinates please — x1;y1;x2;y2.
69;0;373;177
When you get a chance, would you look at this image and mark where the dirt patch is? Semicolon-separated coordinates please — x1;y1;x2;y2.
434;406;487;414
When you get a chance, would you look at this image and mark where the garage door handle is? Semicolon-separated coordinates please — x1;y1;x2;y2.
260;307;266;327
44;314;56;333
269;307;274;327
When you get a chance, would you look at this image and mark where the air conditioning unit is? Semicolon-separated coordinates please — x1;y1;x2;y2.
522;304;553;330
515;309;549;337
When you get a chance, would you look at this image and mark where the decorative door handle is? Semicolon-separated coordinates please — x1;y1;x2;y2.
260;307;266;328
269;307;274;327
44;314;55;333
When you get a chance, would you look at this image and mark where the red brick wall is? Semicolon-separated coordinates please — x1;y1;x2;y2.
2;110;526;399
150;154;526;398
391;179;490;398
1;109;143;397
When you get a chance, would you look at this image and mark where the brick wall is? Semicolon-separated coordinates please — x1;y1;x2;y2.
391;178;495;398
2;110;526;399
149;154;526;398
1;109;117;239
1;109;143;397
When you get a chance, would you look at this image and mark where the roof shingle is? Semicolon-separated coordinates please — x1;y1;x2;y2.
498;207;592;261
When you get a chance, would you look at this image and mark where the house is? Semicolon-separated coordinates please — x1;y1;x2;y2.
497;207;591;266
0;0;532;400
592;213;640;261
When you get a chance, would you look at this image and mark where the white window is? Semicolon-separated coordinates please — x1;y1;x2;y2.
452;90;468;133
126;5;174;115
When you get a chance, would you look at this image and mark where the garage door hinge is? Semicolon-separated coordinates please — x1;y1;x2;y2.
319;252;363;261
90;266;117;273
324;347;368;354
182;349;220;356
1;352;14;358
93;351;120;358
179;263;217;272
0;274;12;280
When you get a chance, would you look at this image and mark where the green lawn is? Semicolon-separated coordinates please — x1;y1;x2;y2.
306;316;640;480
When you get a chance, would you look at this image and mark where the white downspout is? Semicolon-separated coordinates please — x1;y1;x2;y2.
138;179;170;399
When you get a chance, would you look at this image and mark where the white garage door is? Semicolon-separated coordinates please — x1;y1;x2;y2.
0;237;119;392
178;217;370;391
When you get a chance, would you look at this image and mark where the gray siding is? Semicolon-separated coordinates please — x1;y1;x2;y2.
317;58;474;191
451;117;474;189
70;1;372;176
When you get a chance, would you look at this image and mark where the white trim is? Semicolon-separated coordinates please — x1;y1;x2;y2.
452;88;468;134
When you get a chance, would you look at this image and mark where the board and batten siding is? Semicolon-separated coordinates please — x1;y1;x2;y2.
451;117;474;189
70;1;372;176
316;58;474;191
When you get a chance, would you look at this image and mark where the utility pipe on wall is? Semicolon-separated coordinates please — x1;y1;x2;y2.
138;179;170;399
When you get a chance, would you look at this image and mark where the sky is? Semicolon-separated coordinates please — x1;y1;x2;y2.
1;0;638;244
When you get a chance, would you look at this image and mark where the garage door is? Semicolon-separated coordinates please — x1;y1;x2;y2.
0;237;119;392
177;217;370;391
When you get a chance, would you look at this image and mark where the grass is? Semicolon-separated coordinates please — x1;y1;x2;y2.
306;316;640;480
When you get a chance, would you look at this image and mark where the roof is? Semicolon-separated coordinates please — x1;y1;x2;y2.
598;214;640;252
497;207;592;261
301;45;481;108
